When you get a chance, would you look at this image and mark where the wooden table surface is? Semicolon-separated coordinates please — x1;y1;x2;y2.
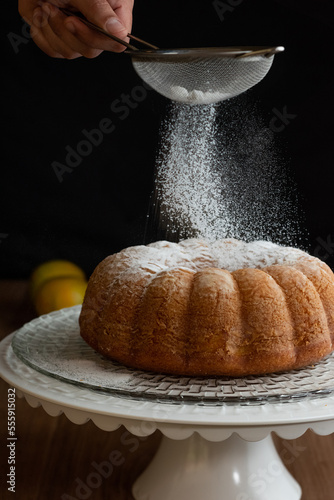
1;280;334;500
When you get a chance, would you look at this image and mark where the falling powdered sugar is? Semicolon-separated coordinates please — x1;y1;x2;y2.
148;97;305;247
154;103;233;241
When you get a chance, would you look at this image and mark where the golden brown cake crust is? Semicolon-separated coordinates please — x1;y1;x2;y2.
79;239;334;376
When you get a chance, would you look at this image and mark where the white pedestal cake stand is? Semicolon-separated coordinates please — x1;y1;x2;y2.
1;307;334;500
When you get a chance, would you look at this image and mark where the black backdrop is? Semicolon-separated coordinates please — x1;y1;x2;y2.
2;0;334;278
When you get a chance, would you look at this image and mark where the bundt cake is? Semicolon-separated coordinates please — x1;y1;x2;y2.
79;239;334;376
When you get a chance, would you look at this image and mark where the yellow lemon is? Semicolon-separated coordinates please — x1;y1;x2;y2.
34;277;87;316
30;259;86;300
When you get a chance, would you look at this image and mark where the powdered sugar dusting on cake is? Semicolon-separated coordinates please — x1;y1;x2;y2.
210;239;306;271
128;239;309;274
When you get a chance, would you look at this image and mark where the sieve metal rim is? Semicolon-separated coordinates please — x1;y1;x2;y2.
128;46;284;62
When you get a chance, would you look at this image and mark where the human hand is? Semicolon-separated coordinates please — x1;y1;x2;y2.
18;0;134;59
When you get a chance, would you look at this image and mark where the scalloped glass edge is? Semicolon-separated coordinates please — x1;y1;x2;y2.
10;307;334;407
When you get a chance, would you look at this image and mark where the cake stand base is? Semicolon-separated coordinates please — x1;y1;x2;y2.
132;433;301;500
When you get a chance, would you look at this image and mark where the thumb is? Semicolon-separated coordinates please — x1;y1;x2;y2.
67;0;129;35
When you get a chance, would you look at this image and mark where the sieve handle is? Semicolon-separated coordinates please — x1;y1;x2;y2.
60;8;158;51
237;46;285;59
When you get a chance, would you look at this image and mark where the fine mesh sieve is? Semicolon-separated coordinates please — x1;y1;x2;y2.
131;47;284;104
60;9;284;104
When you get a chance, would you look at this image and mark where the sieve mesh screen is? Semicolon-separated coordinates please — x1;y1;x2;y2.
132;55;274;104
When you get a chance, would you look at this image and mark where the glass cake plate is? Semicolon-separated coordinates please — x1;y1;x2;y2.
11;305;334;406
